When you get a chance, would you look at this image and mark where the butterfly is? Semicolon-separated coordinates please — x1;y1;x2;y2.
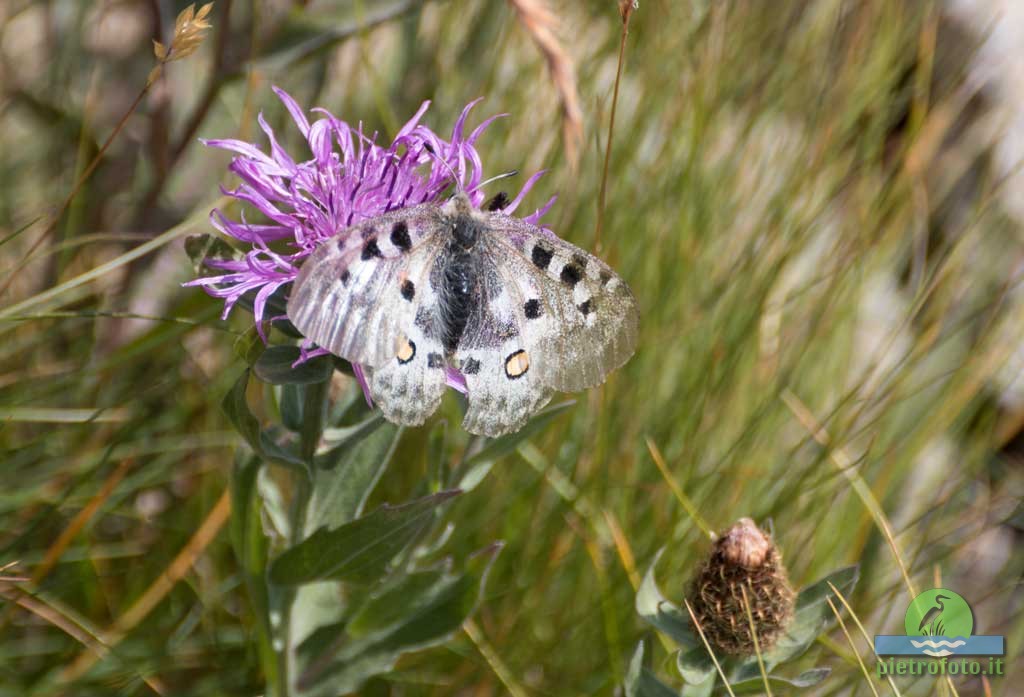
286;191;638;437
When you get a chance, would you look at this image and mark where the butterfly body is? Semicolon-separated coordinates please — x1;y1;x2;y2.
287;193;638;437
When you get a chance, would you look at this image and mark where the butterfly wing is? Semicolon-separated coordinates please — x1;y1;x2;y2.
451;254;554;437
286;204;444;368
364;303;449;427
451;215;638;436
478;214;639;393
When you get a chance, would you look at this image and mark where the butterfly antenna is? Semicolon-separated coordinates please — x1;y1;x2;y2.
422;143;465;196
475;170;519;191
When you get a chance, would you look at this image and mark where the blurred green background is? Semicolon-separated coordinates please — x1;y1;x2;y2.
1;0;1022;695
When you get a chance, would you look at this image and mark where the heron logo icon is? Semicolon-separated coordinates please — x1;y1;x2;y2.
875;588;1004;657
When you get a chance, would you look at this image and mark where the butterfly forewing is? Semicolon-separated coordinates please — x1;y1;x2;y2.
286;204;444;367
481;214;639;393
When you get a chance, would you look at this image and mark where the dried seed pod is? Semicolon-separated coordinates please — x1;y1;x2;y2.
687;518;796;655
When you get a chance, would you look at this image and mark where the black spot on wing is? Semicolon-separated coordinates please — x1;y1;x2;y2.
577;298;594;316
390;221;412;251
524;299;542;319
599;270;613;285
571;253;588;270
427;353;444;369
401;279;415;301
560;262;583;287
461;357;481;375
531;244;553;270
361;238;382;260
340;269;350;285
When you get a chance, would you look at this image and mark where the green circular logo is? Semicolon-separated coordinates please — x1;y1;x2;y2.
904;589;973;638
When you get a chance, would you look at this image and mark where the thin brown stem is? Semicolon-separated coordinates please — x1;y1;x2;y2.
595;11;632;252
0;84;152;300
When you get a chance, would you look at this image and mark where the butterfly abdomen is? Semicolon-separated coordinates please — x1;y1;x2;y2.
437;245;476;353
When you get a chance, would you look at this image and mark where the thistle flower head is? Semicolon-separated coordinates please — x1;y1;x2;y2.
186;88;555;400
688;518;796;656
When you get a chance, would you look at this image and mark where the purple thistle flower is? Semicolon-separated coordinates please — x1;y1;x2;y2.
187;87;554;403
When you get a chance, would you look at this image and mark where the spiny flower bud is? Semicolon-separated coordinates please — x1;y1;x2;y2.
688;518;795;656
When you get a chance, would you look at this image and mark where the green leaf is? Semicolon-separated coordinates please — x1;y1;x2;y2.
681;677;716;697
268;490;461;586
305;417;400;533
456;400;574;492
636;548;697;649
728;667;831;693
731;565;859;681
625;640;680;697
222;370;306;471
794;565;859;612
280;383;305;432
185;233;239;274
228;453;278;688
427;419;449;492
253;346;334;385
295;543;502;697
677;645;716;685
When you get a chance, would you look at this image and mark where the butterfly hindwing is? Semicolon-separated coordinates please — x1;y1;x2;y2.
287;204;444;367
365;310;449;427
452;257;554;437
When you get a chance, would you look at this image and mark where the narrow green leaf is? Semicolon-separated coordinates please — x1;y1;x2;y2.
794;565;860;612
269;490;460;586
626;640;680;697
280;383;304;432
295;543;502;697
456;400;574;492
427;419;448;492
254;346;334;385
636;548;697;649
299;377;330;462
184;233;239;274
306;417;400;532
676;645;716;685
728;667;831;693
228;453;278;689
222;370;306;471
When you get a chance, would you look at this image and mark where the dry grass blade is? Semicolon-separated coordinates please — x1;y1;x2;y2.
683;598;737;697
596;0;636;249
60;489;231;683
827;597;881;697
603;508;641;590
645;436;713;537
781;390;918;599
828;581;903;697
465;620;531;697
507;0;583;167
33;459;133;586
0;587;167;695
740;583;772;696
